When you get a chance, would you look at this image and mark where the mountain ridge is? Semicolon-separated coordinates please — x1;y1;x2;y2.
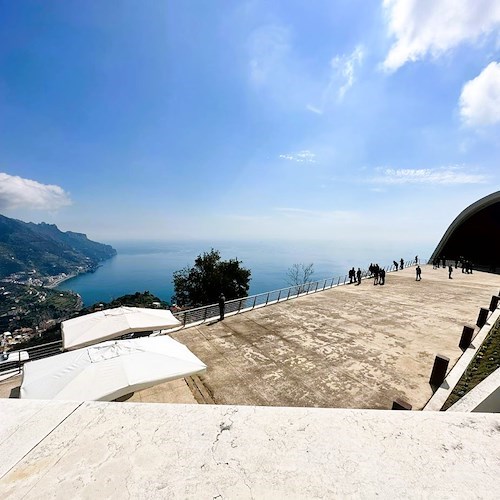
0;213;116;280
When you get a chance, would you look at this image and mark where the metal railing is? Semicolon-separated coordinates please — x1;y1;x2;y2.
0;340;62;377
173;259;419;327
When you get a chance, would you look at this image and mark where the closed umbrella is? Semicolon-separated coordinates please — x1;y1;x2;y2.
62;306;181;350
20;336;206;401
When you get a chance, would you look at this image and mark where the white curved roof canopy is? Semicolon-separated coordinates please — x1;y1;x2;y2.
429;191;500;262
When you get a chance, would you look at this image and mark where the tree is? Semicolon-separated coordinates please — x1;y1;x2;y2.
286;263;314;292
172;249;251;307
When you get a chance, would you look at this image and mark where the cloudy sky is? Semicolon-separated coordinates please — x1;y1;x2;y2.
1;0;499;254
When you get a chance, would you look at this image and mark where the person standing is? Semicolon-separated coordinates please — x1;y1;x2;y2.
379;268;386;285
393;260;398;271
356;268;361;285
218;293;225;320
400;258;404;270
448;265;453;279
416;265;422;281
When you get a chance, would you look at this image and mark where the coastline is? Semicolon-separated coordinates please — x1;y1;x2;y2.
45;273;77;289
45;262;105;290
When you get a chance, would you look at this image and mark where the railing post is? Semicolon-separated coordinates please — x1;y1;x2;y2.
265;292;270;305
315;282;319;292
18;351;21;373
183;313;187;326
323;279;327;290
337;276;341;285
203;307;208;321
238;299;243;312
253;296;257;309
287;289;291;300
277;290;281;301
343;276;346;284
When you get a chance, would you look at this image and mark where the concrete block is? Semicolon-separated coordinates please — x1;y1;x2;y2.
489;295;499;312
459;325;474;350
392;399;412;410
429;355;449;388
476;307;489;328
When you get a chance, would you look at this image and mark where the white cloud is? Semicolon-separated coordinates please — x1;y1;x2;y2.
0;173;72;210
307;46;364;113
279;150;316;163
371;166;487;184
306;104;323;115
332;46;364;100
246;25;363;113
459;61;500;126
383;0;500;71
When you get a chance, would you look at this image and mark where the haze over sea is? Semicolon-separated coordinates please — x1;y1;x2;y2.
56;240;432;307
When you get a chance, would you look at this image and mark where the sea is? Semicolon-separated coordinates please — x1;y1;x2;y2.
56;240;430;307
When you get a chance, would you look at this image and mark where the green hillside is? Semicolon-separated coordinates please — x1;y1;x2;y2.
0;214;116;279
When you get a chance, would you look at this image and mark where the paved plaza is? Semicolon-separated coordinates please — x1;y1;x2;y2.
171;265;500;410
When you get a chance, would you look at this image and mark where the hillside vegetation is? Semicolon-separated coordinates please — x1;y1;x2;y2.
0;214;116;279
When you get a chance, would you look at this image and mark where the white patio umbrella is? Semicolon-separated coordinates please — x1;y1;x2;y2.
62;306;181;350
20;336;206;401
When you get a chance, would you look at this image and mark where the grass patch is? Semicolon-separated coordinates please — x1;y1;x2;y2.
441;318;500;410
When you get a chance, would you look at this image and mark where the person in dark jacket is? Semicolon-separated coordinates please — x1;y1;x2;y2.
379;268;386;285
218;293;225;320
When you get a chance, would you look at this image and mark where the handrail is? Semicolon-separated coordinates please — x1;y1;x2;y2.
0;340;63;376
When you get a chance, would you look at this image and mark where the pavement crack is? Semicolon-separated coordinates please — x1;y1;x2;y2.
211;408;238;460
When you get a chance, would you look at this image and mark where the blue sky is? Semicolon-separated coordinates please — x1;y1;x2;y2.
1;0;499;255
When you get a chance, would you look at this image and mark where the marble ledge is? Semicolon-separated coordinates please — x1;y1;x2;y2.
0;399;499;499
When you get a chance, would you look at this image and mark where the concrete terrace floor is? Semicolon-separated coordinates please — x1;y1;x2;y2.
171;265;500;410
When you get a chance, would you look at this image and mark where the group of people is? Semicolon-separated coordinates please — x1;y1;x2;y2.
460;259;474;274
348;257;414;286
432;256;474;275
348;267;362;285
368;263;386;285
392;258;406;271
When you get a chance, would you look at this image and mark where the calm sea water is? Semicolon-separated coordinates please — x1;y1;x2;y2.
57;240;428;306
